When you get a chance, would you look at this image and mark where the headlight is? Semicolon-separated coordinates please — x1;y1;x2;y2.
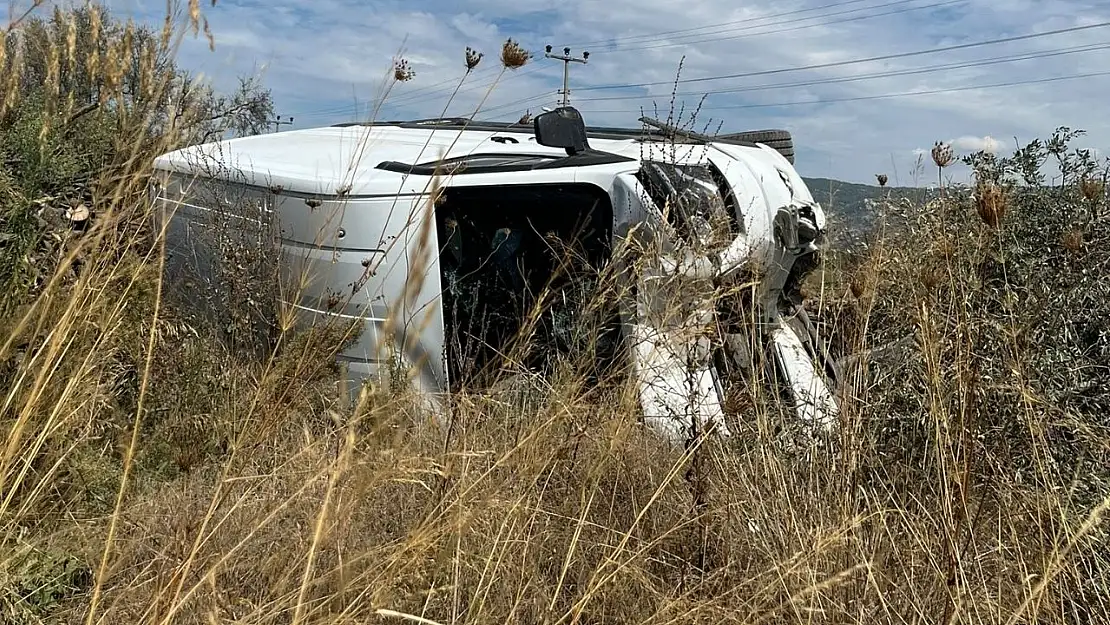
797;205;819;246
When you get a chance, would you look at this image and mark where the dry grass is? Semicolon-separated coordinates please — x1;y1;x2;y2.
2;3;1109;625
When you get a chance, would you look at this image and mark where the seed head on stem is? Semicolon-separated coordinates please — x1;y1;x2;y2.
931;141;955;169
1080;176;1104;203
932;141;954;198
394;59;415;82
500;38;531;69
465;46;483;71
974;180;1007;228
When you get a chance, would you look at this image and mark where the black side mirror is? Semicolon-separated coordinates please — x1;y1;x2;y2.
533;106;589;156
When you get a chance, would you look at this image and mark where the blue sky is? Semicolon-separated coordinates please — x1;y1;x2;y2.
94;0;1110;184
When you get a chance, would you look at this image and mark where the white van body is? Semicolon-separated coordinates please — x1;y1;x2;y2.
151;110;839;443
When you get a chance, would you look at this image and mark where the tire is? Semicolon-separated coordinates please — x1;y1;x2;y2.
717;129;794;164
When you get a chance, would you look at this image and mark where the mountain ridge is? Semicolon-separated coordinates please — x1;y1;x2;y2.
801;176;931;247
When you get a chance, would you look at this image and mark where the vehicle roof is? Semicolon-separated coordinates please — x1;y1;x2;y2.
152;121;777;197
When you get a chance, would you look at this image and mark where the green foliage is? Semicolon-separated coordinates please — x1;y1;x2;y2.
1;542;91;624
183;74;277;143
0;2;275;306
0;89;120;300
823;129;1110;620
962;126;1106;188
838;127;1109;485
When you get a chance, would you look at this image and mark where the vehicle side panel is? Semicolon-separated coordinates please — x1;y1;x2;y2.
153;171;448;401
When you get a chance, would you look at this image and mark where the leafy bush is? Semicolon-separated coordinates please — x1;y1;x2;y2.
0;3;274;308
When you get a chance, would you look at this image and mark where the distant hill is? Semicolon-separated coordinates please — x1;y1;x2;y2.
801;177;933;249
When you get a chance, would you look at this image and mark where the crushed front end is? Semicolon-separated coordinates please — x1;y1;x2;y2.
624;147;840;443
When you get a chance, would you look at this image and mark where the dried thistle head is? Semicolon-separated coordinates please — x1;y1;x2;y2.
931;141;955;168
1080;176;1105;203
394;59;415;82
465;46;483;71
876;173;888;187
500;38;531;69
849;279;865;299
919;265;942;291
1062;228;1084;253
974;181;1007;228
934;236;956;260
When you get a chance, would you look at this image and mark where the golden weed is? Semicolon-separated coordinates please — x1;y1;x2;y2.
1080;176;1105;203
974;181;1008;228
1062;228;1084;253
500;38;531;69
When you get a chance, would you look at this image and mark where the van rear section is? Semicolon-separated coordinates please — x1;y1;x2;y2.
152;171;448;399
153;173;284;356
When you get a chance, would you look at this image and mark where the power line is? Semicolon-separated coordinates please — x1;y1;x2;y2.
343;1;941;114
283;12;1110;125
290;89;552;127
443;43;1110;120
373;65;504;102
291;48;555;120
580;0;961;54
289;0;965;121
476;91;559;117
580;70;1110;113
293;1;955;120
576;20;1110;91
559;0;876;48
376;65;1110;122
573;42;1110;102
296;64;550;120
300;67;524;116
383;65;516;106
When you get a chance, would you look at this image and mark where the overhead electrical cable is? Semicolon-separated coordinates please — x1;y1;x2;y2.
576;20;1110;91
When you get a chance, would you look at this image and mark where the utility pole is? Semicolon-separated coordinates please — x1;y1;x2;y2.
544;45;589;107
269;114;294;132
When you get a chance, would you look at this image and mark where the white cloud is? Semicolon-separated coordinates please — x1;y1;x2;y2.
949;135;1008;154
83;0;1110;184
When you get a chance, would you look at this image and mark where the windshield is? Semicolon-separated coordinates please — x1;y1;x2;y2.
636;161;738;253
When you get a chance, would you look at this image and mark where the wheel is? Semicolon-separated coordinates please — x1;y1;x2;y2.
717;129;794;164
